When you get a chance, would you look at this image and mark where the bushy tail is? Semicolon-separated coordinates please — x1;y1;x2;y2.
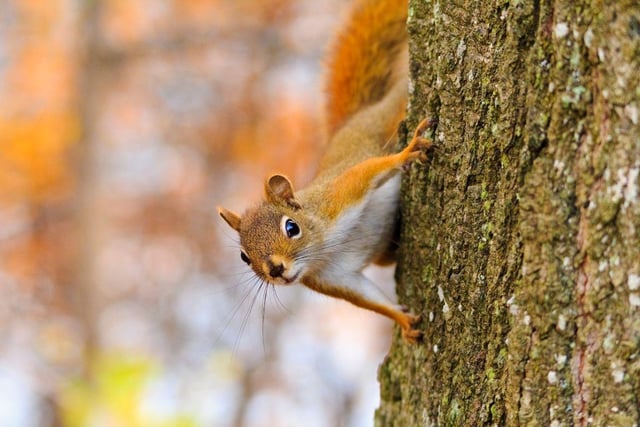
324;0;408;136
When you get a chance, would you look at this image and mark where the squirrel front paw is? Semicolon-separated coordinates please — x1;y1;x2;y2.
400;312;423;344
402;326;423;344
402;117;436;164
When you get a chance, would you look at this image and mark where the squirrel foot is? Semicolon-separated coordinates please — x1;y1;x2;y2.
402;327;423;344
400;313;423;344
402;117;436;164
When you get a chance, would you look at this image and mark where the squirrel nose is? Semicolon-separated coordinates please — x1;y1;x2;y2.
267;260;285;278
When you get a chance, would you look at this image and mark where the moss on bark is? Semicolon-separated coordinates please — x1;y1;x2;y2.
376;1;640;425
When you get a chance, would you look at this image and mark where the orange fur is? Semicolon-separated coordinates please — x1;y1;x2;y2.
302;275;422;343
218;0;431;344
325;0;408;136
320;118;433;220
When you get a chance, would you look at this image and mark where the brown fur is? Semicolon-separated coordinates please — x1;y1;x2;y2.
217;0;431;343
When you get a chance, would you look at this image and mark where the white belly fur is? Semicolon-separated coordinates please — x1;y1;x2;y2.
323;174;400;279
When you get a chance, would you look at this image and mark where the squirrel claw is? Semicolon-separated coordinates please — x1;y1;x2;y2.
415;117;437;134
402;327;423;344
403;118;435;165
411;118;436;144
400;312;422;344
414;136;433;151
403;151;427;170
407;313;421;324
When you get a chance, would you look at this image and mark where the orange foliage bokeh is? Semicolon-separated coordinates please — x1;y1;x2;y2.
0;1;388;426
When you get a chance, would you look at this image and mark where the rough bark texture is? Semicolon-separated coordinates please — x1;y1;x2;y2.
376;1;640;426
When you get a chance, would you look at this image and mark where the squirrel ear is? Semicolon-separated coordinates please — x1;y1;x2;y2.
265;174;301;210
217;207;241;232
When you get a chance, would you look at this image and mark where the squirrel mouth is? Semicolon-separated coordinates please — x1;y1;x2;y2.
282;271;300;284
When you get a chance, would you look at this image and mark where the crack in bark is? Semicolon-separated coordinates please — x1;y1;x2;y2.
516;327;535;424
573;264;589;426
572;167;604;426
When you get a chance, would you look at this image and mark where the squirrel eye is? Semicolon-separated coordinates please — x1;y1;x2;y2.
240;251;251;265
281;216;301;239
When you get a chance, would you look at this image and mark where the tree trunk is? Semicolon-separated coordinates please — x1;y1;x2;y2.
376;1;640;425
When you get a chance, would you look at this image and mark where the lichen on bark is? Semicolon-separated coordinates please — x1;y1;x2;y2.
376;1;640;426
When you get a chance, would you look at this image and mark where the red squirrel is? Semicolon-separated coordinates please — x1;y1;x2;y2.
218;0;432;343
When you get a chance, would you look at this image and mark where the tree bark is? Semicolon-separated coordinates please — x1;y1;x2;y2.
376;1;640;425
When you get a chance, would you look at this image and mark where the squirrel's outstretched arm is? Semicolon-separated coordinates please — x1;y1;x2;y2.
320;118;434;220
302;273;422;343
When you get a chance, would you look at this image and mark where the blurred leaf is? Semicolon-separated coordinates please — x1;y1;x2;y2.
0;111;79;202
59;353;198;427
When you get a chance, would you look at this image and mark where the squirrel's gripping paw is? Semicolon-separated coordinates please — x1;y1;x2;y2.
400;313;423;344
402;117;436;165
402;327;423;344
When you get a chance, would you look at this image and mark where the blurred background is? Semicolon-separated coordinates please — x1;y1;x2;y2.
0;0;398;426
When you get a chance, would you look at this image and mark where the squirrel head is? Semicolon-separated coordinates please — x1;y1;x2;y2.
218;174;318;285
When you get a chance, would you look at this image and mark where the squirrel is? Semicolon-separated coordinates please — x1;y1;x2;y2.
218;0;433;343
